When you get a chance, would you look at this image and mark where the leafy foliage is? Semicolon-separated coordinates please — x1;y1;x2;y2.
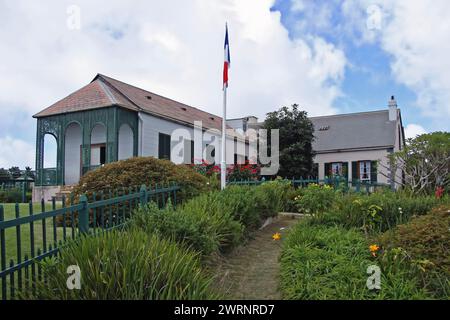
280;221;430;300
20;230;218;300
132;181;291;256
263;104;315;178
377;205;450;296
0;188;30;203
72;156;209;202
294;183;336;214
387;132;450;195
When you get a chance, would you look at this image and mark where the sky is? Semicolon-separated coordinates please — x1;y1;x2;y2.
0;0;449;169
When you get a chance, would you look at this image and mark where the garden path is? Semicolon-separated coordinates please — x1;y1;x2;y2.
212;215;299;300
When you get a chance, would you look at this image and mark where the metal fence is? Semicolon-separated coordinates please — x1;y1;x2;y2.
0;183;180;300
228;177;391;193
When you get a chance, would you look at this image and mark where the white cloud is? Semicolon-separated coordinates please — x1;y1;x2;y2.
404;124;427;139
0;137;35;169
0;0;347;168
341;0;450;129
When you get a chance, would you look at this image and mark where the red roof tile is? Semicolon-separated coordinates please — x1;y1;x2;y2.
34;74;226;131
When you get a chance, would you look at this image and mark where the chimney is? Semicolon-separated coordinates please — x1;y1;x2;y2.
388;95;397;121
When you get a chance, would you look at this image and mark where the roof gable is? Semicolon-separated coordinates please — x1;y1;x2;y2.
34;74;225;131
33;78;138;118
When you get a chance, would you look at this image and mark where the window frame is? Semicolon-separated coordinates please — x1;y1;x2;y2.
158;133;171;160
359;160;371;182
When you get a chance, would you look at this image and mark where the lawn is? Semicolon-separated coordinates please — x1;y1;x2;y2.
1;203;65;264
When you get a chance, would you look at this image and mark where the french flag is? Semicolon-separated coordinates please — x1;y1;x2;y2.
223;24;230;89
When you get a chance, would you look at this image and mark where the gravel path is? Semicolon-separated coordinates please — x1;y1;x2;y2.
212;216;299;300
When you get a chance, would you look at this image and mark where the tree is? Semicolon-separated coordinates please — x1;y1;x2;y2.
8;166;21;179
25;166;35;180
263;104;315;178
0;168;11;182
386;132;450;194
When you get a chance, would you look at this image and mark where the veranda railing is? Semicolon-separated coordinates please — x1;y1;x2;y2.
0;183;180;300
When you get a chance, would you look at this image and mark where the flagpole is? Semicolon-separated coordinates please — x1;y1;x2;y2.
221;86;227;190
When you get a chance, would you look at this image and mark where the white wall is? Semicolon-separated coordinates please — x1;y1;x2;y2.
90;124;106;165
91;124;106;144
64;123;82;185
139;112;246;164
314;149;391;184
118;124;134;160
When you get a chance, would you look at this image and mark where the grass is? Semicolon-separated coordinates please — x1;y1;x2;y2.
19;229;219;300
1;203;64;264
280;220;430;300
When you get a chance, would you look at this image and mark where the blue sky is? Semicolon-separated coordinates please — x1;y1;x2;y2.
272;0;426;130
0;0;449;169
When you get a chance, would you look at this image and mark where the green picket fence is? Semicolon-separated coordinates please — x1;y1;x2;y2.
0;183;180;300
228;177;391;193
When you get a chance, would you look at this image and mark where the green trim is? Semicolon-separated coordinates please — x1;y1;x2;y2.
35;107;138;186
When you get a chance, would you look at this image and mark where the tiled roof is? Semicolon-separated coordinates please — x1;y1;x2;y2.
309;110;397;152
34;74;226;131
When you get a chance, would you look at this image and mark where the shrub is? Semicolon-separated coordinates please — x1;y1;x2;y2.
218;186;261;230
280;220;430;300
377;205;450;297
254;180;292;218
227;162;260;181
311;190;441;233
0;188;26;203
131;201;231;256
20;230;218;300
72;157;209;203
294;183;336;215
131;181;291;256
132;193;244;255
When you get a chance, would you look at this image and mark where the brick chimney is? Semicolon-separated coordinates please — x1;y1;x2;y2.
388;95;397;121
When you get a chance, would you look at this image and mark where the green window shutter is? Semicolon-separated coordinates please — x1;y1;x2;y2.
342;162;349;180
371;161;378;183
352;161;358;181
324;163;331;178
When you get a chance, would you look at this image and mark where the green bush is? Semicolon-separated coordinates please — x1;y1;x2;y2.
377;205;450;297
131;201;235;256
280;221;430;300
0;188;26;203
131;181;291;256
72;157;209;203
294;183;336;214
218;186;261;230
253;180;292;218
20;229;218;300
311;190;440;233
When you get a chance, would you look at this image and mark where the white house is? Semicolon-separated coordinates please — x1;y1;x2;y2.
32;74;247;201
310;96;406;187
230;96;406;188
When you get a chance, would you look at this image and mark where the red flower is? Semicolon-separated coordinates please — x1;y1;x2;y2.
435;186;445;199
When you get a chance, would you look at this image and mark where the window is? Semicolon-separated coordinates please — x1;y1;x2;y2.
100;146;106;165
331;162;343;176
158;133;171;160
183;139;194;164
359;161;371;181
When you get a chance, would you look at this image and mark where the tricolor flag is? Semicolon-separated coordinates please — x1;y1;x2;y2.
223;24;230;89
